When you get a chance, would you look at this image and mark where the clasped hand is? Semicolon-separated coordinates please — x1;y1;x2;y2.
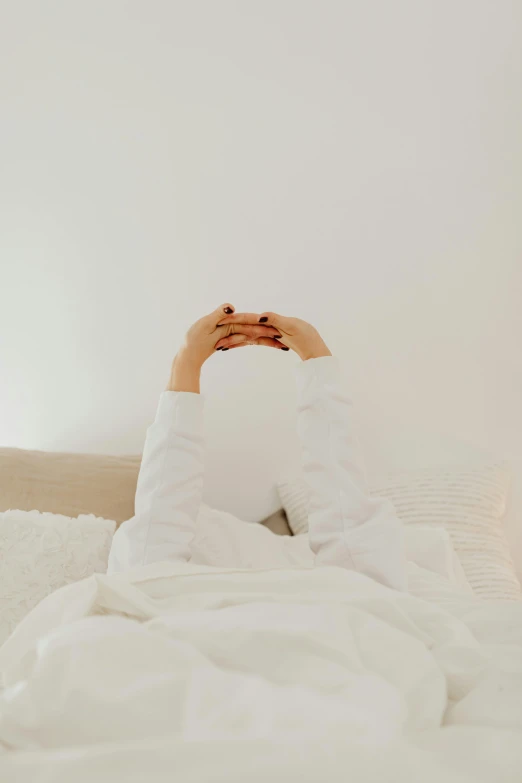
168;303;331;393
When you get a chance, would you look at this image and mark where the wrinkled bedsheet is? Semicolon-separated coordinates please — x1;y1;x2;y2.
0;561;521;782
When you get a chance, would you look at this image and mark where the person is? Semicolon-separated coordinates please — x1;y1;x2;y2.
108;304;407;590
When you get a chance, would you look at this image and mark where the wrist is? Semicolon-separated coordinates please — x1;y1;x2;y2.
299;342;332;362
167;352;202;393
173;346;203;371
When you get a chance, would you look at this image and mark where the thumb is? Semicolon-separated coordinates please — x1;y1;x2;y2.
216;302;235;317
206;303;235;325
258;311;286;330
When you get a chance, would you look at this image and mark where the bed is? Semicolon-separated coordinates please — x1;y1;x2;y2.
0;447;521;782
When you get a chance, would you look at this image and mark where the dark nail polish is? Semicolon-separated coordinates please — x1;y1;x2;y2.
222;347;229;351
216;347;222;351
281;347;290;351
259;317;268;323
224;307;233;314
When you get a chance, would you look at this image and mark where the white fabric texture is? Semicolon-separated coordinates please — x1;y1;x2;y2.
0;502;465;654
0;562;521;782
191;508;473;593
0;510;116;647
278;464;521;602
109;356;407;591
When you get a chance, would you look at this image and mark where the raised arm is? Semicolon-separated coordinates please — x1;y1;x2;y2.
216;310;407;591
108;303;282;573
107;389;205;573
295;355;407;591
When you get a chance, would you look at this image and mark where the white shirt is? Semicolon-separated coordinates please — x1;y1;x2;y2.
108;356;407;590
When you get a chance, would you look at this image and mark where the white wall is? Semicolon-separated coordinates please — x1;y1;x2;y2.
1;1;521;573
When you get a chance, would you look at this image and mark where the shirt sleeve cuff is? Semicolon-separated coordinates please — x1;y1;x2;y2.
153;391;205;431
295;355;341;395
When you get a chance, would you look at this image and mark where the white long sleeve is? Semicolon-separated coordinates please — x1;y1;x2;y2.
296;356;407;591
108;358;407;590
108;391;204;573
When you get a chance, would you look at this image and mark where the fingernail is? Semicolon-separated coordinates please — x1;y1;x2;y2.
222;347;229;351
281;347;290;351
259;317;268;323
224;307;233;314
216;347;223;351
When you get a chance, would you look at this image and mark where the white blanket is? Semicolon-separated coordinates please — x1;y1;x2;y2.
0;560;521;782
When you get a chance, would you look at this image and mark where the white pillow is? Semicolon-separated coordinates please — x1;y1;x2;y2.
278;463;521;602
0;510;116;647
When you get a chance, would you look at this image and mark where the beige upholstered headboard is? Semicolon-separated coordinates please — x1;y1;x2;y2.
0;447;292;535
0;447;140;524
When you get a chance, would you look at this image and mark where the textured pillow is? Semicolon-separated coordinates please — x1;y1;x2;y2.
0;510;116;647
278;464;521;602
0;447;140;526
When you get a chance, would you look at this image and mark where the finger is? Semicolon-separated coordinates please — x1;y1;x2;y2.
221;342;248;350
216;312;261;326
207;303;235;325
215;333;250;350
232;324;281;339
229;337;286;350
257;311;286;328
214;326;280;349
